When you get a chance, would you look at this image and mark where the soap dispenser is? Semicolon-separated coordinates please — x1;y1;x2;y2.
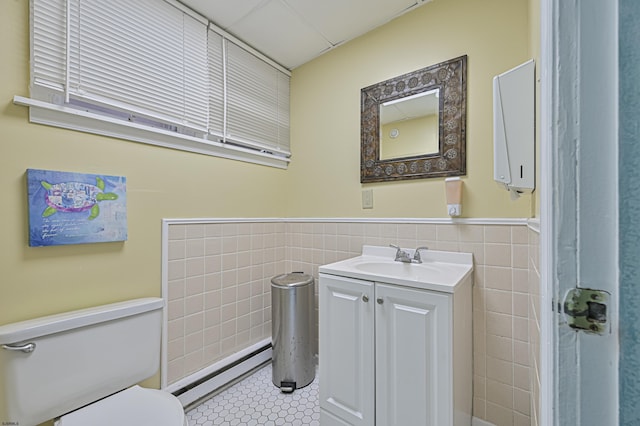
445;177;463;217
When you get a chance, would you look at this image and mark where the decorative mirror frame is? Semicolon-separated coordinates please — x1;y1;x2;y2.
361;55;467;183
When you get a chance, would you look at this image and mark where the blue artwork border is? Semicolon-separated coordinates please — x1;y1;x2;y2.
27;169;127;247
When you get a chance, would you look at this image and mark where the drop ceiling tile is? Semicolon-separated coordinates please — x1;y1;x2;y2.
179;0;264;29
285;0;422;45
228;0;332;69
179;0;432;69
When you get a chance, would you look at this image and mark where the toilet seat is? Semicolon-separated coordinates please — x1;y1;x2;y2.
56;385;187;426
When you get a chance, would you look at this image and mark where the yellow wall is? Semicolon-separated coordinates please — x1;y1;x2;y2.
0;0;535;326
0;2;289;323
529;0;542;218
288;0;532;218
381;114;439;159
0;0;535;412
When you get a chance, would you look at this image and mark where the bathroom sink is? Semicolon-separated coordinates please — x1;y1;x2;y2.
353;261;442;279
319;245;473;293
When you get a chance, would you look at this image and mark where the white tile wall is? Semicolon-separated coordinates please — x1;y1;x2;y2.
528;224;541;426
166;222;286;384
165;219;541;426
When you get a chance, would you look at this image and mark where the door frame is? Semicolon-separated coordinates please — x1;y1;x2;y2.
540;0;619;425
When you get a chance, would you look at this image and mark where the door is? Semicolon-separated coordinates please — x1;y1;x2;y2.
618;1;640;424
319;274;374;426
543;0;619;424
374;283;451;426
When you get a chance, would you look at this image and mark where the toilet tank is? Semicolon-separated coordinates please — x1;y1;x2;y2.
0;298;164;426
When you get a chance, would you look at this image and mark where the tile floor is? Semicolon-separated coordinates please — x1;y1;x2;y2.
186;364;320;425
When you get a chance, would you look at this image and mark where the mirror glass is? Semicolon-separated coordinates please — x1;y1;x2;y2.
361;55;467;183
379;89;440;160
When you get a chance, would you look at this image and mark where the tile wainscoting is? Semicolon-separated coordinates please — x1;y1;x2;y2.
528;221;541;426
162;218;541;426
163;221;285;389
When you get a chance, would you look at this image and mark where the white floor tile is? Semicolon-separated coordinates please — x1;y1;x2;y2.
186;364;319;426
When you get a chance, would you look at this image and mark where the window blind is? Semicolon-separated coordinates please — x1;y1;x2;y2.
68;0;209;131
32;0;67;91
225;41;291;156
207;28;225;139
277;71;291;155
29;0;291;163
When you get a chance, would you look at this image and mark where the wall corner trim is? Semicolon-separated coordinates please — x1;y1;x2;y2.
527;218;541;233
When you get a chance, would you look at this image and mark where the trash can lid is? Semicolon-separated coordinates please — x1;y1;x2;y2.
271;272;313;288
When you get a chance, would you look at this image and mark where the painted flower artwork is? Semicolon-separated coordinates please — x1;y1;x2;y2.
27;169;127;246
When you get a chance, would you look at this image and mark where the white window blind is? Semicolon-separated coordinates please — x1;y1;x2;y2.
277;71;291;155
207;29;225;139
68;0;209;131
28;0;291;166
225;41;290;156
32;0;67;91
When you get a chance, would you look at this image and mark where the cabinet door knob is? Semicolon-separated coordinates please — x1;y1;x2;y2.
377;298;384;305
362;295;369;303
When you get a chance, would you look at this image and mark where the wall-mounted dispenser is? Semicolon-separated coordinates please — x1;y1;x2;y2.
493;59;535;198
445;177;463;217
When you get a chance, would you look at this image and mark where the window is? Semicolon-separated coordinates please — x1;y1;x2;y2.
17;0;291;168
225;39;290;156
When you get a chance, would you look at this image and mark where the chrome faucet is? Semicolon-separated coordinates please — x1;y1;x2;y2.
413;246;429;263
390;244;412;263
390;244;430;263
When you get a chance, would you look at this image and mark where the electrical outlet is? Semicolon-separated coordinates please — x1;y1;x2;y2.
362;189;373;209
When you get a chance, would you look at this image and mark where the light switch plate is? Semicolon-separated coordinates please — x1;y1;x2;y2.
362;189;373;209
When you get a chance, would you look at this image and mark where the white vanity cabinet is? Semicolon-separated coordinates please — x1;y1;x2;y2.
319;275;374;426
318;246;472;426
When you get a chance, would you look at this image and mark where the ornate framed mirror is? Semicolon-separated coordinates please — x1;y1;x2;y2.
360;55;467;183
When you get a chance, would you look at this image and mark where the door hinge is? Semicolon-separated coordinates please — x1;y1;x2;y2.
563;288;610;335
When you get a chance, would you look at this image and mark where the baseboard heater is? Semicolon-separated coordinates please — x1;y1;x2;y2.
166;338;272;408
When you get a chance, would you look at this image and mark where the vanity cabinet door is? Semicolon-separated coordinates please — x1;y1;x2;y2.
319;274;375;426
375;283;452;426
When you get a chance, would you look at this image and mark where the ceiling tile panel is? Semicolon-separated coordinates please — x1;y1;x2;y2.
285;0;421;45
179;0;264;29
228;0;332;68
179;0;431;69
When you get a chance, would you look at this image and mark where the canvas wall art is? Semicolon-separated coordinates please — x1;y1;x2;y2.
27;169;127;246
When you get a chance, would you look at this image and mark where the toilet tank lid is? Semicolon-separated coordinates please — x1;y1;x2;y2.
0;297;164;345
57;385;185;426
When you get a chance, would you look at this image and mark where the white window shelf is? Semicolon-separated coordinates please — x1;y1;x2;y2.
13;96;290;169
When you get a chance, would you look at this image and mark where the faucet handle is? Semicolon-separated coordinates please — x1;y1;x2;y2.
389;244;401;259
389;244;411;262
413;246;429;263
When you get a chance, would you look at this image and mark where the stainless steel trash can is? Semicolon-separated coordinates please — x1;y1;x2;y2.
271;272;315;393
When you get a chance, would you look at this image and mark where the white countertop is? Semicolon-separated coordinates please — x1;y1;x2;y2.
319;245;473;293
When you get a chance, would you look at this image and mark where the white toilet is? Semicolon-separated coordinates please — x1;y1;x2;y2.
0;297;187;426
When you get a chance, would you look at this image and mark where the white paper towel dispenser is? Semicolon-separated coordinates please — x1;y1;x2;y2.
493;59;535;197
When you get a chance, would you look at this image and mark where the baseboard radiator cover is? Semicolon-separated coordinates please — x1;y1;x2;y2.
167;338;272;408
